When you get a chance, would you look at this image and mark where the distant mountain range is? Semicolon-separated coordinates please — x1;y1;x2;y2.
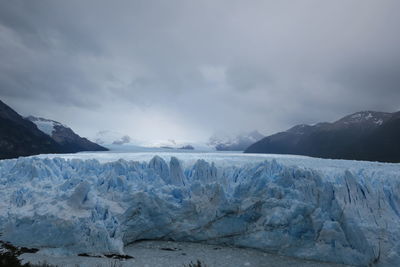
94;129;265;151
92;130;133;146
4;96;399;163
92;130;206;151
245;111;400;163
209;131;264;151
0;99;107;160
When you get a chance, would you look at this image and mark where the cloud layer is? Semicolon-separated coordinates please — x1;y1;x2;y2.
1;0;399;141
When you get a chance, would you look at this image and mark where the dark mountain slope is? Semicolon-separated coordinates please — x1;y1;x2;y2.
245;111;400;163
27;116;108;153
0;100;61;159
0;99;108;160
360;112;400;162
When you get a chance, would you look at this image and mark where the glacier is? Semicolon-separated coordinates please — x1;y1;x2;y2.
0;152;400;266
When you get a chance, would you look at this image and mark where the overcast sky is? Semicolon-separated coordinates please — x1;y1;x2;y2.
0;0;399;142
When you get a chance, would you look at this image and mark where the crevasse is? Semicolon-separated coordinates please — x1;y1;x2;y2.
0;156;399;266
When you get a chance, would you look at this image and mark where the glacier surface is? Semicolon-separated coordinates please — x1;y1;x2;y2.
0;153;400;266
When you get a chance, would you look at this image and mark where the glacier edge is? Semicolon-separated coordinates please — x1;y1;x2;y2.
0;156;399;266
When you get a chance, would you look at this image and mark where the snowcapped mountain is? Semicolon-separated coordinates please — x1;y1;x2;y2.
333;110;393;127
245;110;400;162
208;130;264;151
0;100;63;159
27;116;107;153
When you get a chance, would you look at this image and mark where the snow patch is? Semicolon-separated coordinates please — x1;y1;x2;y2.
27;116;66;136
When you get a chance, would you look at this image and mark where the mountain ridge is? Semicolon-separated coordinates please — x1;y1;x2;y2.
245;110;400;162
0;99;62;159
27;116;108;153
0;99;107;160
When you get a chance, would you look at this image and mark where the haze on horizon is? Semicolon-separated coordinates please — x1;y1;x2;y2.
0;0;399;143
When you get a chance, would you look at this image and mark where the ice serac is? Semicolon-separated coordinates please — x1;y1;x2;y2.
0;156;400;266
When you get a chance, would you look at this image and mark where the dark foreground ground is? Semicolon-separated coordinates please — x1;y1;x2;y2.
4;241;352;267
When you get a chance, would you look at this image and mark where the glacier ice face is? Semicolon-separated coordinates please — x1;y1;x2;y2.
0;154;400;266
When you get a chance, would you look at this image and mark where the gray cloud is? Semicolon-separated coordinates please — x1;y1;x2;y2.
226;65;274;92
0;0;399;141
0;0;102;54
